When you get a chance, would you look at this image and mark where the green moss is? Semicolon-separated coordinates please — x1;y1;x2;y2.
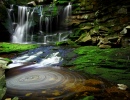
68;46;130;86
57;0;70;4
81;96;94;100
0;42;39;53
0;75;6;100
72;46;130;68
56;40;78;46
12;97;19;100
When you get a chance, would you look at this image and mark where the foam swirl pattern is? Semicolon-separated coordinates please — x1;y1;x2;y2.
6;66;85;99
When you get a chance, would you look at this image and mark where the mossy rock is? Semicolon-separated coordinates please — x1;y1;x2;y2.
0;75;6;100
56;40;78;46
81;96;94;100
68;46;130;87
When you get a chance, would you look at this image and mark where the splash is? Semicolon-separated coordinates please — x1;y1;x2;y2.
8;51;63;68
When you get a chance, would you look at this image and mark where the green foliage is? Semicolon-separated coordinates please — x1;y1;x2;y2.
52;5;58;16
42;4;58;17
12;97;19;100
57;0;70;4
73;28;85;37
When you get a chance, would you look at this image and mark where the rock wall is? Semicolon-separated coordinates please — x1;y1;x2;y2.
70;0;130;48
0;1;11;42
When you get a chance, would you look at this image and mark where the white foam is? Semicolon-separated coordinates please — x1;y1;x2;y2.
8;52;63;68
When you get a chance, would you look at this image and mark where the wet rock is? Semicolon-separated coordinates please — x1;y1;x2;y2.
97;38;111;46
97;36;122;48
80;25;93;30
99;44;111;49
27;1;36;6
0;0;4;4
76;32;92;42
121;37;130;47
37;0;44;3
0;57;11;69
91;36;99;44
99;26;110;32
70;0;130;48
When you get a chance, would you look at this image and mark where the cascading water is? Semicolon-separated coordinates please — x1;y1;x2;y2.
12;6;32;43
7;5;36;43
45;17;49;34
7;3;72;44
8;46;64;68
39;6;43;33
62;2;72;29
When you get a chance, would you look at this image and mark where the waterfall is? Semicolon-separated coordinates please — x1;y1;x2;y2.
7;3;72;44
12;6;27;43
39;6;43;33
39;15;43;33
63;2;72;27
12;6;28;43
11;6;36;43
63;2;72;20
45;17;49;34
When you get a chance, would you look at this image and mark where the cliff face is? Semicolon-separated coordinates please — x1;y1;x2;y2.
69;0;130;48
0;1;11;42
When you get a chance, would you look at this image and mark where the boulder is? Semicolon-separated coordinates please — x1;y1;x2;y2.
97;36;122;48
98;37;111;45
76;32;92;42
0;57;11;99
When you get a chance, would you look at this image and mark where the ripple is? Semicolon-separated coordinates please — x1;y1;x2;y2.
6;66;86;99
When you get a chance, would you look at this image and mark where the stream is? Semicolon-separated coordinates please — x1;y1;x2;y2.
3;46;130;100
